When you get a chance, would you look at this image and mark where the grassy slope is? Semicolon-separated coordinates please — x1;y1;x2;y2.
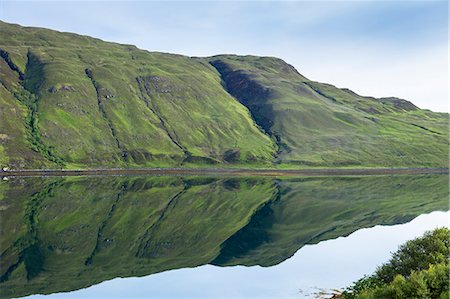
0;175;447;298
209;55;449;167
0;59;51;168
0;21;448;169
0;21;275;169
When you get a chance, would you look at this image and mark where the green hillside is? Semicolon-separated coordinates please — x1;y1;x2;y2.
210;56;449;167
0;21;448;169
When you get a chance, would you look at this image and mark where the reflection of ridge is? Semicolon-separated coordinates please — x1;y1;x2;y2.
135;182;188;258
212;182;281;266
85;182;128;266
0;180;62;282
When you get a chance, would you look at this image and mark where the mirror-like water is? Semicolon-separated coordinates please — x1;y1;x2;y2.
23;211;448;299
0;174;448;298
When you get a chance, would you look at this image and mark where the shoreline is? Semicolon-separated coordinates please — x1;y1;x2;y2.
1;167;448;177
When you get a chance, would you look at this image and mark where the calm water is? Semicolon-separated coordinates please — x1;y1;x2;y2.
0;174;448;299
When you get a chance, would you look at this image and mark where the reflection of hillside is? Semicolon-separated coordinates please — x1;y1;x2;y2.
0;176;276;298
0;175;448;298
213;175;449;266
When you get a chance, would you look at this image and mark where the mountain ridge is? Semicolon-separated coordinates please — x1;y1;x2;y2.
0;21;448;169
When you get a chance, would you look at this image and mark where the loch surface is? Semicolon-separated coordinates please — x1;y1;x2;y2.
0;174;448;298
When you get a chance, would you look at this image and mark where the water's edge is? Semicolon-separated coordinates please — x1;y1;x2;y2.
2;167;448;177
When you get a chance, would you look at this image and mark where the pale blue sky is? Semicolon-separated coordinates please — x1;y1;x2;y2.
1;0;448;112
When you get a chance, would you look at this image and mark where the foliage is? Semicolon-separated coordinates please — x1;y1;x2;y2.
375;228;450;283
342;228;450;299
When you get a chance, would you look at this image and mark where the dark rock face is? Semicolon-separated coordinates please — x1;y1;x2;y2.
60;85;76;92
0;48;24;80
223;149;240;163
210;60;274;135
48;85;76;93
379;97;418;111
139;75;180;94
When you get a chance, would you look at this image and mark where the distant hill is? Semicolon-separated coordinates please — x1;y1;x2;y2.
0;21;448;169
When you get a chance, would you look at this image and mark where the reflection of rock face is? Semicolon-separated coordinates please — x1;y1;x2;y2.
0;174;448;298
213;175;449;267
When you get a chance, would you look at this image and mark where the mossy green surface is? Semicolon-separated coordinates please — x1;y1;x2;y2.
0;21;448;169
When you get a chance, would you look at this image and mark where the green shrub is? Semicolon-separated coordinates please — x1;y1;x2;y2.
343;228;450;299
375;228;450;283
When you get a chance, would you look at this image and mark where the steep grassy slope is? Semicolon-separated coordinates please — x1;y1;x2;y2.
0;21;275;169
0;175;447;298
210;55;449;167
0;58;51;168
0;21;448;169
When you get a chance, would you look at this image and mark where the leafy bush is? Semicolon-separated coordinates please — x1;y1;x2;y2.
343;227;450;299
